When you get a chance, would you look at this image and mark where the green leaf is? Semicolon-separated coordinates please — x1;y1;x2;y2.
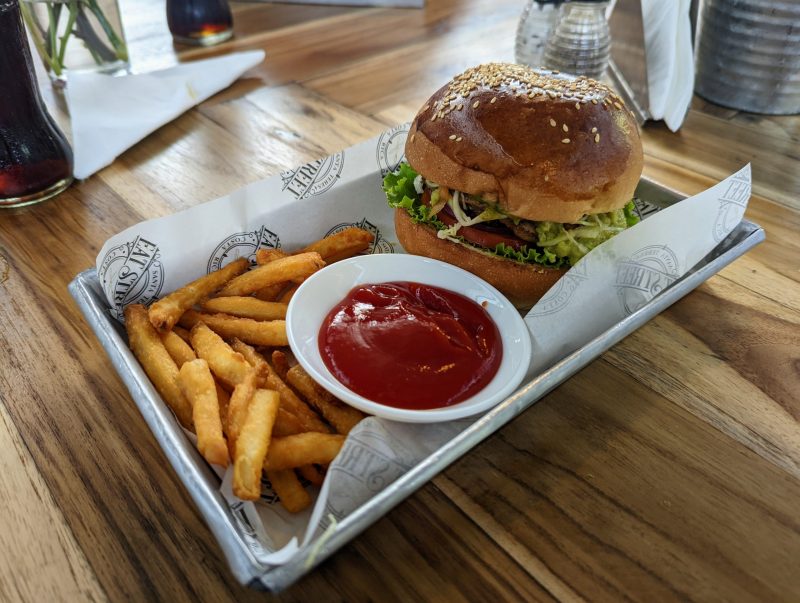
383;162;638;269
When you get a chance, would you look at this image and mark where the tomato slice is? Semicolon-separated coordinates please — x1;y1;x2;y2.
438;210;525;250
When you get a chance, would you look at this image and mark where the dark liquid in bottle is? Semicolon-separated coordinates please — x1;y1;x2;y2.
0;1;73;206
167;0;233;46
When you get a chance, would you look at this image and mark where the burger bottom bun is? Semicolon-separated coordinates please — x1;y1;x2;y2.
393;208;566;309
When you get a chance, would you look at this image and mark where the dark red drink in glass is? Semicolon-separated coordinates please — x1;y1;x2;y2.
0;0;73;208
167;0;234;47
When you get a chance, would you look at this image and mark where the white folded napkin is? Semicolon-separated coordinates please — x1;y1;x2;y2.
66;50;265;179
641;0;694;131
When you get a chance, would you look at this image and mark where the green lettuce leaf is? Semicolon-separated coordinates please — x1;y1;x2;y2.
383;162;638;268
536;201;639;265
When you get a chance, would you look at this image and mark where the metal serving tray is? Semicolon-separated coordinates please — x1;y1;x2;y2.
68;177;764;591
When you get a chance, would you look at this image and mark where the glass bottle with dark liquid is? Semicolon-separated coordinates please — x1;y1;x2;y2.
0;0;73;208
167;0;234;47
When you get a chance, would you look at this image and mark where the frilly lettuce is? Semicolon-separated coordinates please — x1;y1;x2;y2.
536;202;639;265
383;162;638;268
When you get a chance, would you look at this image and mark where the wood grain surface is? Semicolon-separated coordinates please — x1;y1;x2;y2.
0;0;798;601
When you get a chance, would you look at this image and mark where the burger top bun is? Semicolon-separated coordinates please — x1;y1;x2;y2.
405;63;643;223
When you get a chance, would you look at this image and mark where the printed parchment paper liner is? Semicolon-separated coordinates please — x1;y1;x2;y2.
85;123;756;585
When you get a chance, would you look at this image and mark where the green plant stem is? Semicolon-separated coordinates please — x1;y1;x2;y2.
57;2;80;68
19;4;58;73
85;0;128;61
45;2;61;75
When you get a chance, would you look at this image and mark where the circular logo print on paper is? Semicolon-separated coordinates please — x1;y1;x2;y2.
376;124;409;177
207;226;280;273
713;172;750;242
615;245;680;315
280;152;345;200
325;218;394;255
99;236;164;317
527;261;589;317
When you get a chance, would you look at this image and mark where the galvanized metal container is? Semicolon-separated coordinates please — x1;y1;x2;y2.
694;0;800;114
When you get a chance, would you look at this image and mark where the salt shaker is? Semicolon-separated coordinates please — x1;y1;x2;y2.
543;0;610;79
514;0;564;68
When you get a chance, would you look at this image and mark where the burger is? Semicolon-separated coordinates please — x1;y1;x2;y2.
383;63;643;308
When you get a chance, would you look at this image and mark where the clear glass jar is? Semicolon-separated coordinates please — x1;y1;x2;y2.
20;0;129;85
515;0;563;68
543;1;610;79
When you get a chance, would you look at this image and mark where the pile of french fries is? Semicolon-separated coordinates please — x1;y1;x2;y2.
123;228;374;513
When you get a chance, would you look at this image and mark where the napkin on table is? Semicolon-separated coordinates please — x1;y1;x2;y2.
66;50;265;180
640;0;694;130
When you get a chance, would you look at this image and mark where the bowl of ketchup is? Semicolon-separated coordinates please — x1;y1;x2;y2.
286;254;532;423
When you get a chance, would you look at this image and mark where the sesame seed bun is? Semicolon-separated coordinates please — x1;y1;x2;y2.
405;63;643;223
394;208;566;309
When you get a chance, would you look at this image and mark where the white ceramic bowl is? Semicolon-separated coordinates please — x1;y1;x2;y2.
286;254;532;423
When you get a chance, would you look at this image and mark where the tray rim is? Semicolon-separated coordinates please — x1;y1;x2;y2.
68;175;765;592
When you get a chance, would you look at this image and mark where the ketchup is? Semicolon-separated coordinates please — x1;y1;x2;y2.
318;281;502;410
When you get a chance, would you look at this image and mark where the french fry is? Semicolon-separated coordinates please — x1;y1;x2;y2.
297;464;325;487
173;326;192;344
148;258;248;331
263;433;345;471
190;322;253;388
255;248;288;265
201;297;288;321
254;249;290;300
216;383;230;430
218;252;325;297
231;340;329;433
253;284;285;302
277;284;300;304
286;365;365;434
233;389;280;500
124;305;193;429
271;350;292;381
272;408;307;437
226;370;257;446
297;227;374;262
178;359;229;467
233;389;280;501
267;469;311;513
160;329;196;367
179;310;288;347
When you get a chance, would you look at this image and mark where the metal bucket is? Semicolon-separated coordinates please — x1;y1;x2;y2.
694;0;800;114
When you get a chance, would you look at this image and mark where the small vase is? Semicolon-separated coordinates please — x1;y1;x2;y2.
20;0;129;86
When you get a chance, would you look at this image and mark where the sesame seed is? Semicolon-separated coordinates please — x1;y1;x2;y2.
434;63;617;122
552;70;559;74
449;134;457;140
549;118;557;127
456;136;463;142
562;138;570;144
562;124;569;132
614;102;622;109
490;97;497;104
575;102;581;110
411;134;416;142
544;174;549;181
591;99;598;104
473;100;480;108
591;127;597;133
595;133;600;143
423;105;430;111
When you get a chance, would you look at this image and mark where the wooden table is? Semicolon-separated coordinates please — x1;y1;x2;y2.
2;1;799;600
